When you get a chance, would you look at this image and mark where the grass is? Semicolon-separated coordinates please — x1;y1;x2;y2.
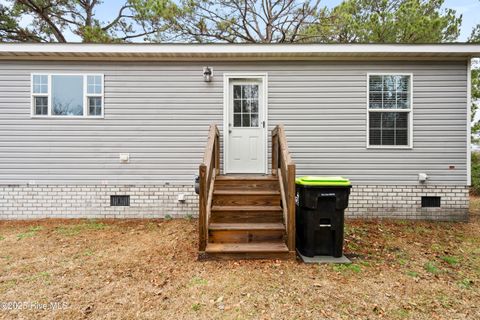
440;255;459;265
0;199;478;319
406;270;419;278
55;220;107;236
332;263;361;273
424;261;441;275
17;226;43;240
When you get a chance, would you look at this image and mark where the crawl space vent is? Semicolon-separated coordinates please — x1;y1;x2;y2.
110;195;130;206
421;196;441;208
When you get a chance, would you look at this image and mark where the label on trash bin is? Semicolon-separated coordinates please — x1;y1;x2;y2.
320;193;336;197
295;193;299;206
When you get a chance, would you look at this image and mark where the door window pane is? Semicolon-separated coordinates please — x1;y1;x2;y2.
52;75;84;116
233;114;242;127
232;84;260;128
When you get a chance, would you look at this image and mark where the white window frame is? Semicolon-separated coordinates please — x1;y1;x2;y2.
366;73;413;149
30;73;104;118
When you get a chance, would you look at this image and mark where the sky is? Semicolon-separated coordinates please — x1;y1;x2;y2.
92;0;480;42
0;0;478;42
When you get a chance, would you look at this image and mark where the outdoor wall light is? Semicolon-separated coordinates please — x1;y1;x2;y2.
203;67;213;82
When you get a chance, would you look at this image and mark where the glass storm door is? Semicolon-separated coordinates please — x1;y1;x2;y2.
226;79;266;173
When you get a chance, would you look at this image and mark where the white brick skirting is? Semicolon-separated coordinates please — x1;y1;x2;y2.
0;184;198;220
346;185;469;221
0;184;469;221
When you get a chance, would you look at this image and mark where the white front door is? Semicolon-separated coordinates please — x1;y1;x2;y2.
225;78;266;173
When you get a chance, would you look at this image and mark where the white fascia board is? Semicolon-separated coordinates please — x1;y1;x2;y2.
1;43;480;58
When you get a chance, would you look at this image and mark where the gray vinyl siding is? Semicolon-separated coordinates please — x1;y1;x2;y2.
0;60;468;185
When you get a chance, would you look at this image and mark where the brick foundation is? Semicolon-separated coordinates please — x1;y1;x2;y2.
346;185;469;221
0;184;198;220
0;184;469;221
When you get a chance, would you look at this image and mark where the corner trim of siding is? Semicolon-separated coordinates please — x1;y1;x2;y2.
467;58;472;187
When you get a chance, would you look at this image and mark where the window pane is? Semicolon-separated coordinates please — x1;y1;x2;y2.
369;111;409;146
242;85;251;99
34;96;48;115
52;75;84;116
242;114;250;127
369;112;381;128
233;100;241;113
396;129;408;145
233;114;241;127
369;129;381;145
369;74;411;110
397;92;409;109
251;113;259;127
251;100;258;113
33;75;48;94
233;85;241;99
396;76;409;92
382;112;396;128
369;76;383;91
251;85;258;99
242;100;251;113
87;75;102;94
369;92;382;109
88;97;102;116
383;76;396;92
396;112;408;128
383;91;396;109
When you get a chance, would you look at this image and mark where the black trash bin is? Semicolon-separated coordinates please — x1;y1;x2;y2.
295;176;352;258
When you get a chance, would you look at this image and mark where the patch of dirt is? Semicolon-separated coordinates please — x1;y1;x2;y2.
0;204;479;319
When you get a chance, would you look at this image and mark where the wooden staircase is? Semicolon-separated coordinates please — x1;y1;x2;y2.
198;125;296;260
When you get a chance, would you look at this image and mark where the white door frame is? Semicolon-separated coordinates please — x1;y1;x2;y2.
223;73;268;174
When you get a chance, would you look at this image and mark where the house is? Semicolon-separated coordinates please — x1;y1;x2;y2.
0;43;478;258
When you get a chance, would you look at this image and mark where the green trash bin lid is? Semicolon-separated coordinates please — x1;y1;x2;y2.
295;176;351;187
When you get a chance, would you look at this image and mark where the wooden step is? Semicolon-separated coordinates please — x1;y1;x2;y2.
212;205;283;212
205;242;289;253
212;191;280;207
201;241;293;260
213;190;280;196
215;175;278;181
208;222;285;243
210;205;283;223
214;175;279;191
209;222;285;231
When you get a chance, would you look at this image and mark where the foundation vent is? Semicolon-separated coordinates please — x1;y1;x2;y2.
421;196;441;208
110;195;130;206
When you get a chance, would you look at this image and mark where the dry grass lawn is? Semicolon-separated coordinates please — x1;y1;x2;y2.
0;200;479;319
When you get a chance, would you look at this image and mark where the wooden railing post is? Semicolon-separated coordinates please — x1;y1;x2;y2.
198;164;207;252
272;131;278;176
214;131;220;175
287;163;296;251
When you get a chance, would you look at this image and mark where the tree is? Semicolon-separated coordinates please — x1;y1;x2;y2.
302;0;462;43
469;12;480;143
0;0;179;43
170;0;321;43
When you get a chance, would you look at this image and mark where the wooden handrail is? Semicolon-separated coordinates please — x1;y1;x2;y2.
272;125;296;252
199;124;220;252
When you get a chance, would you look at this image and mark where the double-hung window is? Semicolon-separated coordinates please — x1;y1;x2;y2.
31;74;104;117
367;74;412;148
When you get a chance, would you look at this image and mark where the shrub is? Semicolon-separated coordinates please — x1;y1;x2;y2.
472;152;480;195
